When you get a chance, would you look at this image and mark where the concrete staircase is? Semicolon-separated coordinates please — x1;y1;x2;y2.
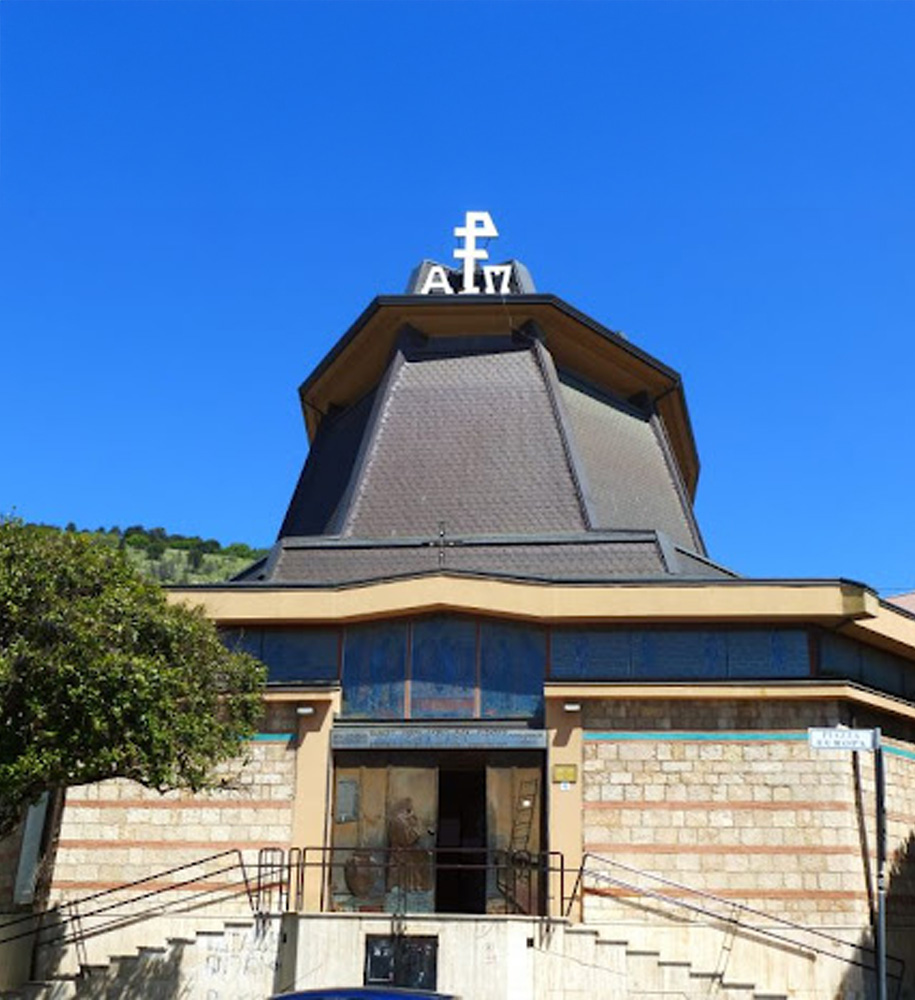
0;917;280;1000
547;925;789;1000
1;919;790;1000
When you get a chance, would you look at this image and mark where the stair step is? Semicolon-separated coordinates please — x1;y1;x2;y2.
1;912;279;1000
625;949;667;993
12;977;79;999
564;927;599;940
108;954;139;978
9;982;76;1000
15;988;49;1000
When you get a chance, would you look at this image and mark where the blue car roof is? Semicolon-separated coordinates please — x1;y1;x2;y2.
272;990;458;1000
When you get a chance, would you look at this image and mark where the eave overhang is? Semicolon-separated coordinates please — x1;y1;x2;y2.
169;577;915;665
298;295;701;497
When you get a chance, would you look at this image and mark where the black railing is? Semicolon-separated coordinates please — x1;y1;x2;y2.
0;844;567;964
0;849;254;950
258;845;566;918
568;852;905;1000
2;845;904;1000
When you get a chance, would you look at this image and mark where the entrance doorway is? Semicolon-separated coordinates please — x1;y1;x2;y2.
330;750;544;916
436;768;486;913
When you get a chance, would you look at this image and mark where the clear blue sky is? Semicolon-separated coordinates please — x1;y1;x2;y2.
1;1;913;593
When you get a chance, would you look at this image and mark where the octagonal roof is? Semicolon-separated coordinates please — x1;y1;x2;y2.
297;294;700;498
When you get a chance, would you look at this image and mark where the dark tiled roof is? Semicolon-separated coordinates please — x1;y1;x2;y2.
265;334;728;587
264;533;733;586
279;389;377;537
339;347;587;538
669;547;732;577
557;379;700;551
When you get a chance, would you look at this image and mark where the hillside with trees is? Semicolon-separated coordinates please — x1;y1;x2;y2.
40;523;268;584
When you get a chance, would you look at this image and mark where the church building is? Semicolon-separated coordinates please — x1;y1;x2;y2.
2;213;915;1000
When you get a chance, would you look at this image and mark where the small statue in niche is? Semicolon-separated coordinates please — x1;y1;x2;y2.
387;796;432;891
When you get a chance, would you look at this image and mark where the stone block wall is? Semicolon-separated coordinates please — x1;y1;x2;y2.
51;766;294;906
580;698;915;931
20;704;298;981
43;702;298;912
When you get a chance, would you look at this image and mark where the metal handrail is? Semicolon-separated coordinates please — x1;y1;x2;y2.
277;845;565;918
569;852;905;988
0;849;254;947
44;873;255;950
2;845;902;997
0;845;565;963
256;847;286;912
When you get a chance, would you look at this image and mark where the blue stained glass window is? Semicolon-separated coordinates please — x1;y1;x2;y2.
261;628;339;683
632;631;727;679
411;616;477;718
861;647;904;698
550;629;630;679
820;632;863;683
342;622;407;718
727;631;809;678
819;631;913;700
549;628;810;681
480;621;545;719
220;627;263;661
219;627;339;683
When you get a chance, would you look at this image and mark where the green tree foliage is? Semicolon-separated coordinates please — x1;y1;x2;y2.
0;520;266;838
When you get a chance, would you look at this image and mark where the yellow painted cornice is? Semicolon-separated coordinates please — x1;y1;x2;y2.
263;688;340;706
169;575;915;662
171;577;865;624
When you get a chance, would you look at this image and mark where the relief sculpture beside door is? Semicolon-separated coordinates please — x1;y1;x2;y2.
333;762;436;913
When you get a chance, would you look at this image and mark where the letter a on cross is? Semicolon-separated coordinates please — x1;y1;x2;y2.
453;211;498;294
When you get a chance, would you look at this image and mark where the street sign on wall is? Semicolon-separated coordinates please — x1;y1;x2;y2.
808;726;878;751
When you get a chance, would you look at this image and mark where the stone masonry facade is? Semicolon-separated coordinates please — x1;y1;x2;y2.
581;698;915;930
47;702;298;907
